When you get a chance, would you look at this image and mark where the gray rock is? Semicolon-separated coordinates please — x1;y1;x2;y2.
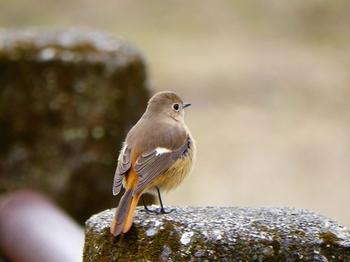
84;206;350;261
0;28;150;223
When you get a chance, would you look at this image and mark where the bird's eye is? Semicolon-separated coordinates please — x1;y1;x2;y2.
173;103;180;111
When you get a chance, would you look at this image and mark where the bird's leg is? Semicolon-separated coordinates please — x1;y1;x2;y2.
156;187;175;214
141;195;151;212
141;194;160;213
140;188;175;214
157;187;166;213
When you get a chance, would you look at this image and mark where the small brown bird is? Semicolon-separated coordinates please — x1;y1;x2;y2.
110;91;196;236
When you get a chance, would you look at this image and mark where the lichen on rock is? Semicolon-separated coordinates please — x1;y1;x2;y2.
84;206;350;261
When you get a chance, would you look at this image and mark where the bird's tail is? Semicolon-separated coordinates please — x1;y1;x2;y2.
110;189;141;236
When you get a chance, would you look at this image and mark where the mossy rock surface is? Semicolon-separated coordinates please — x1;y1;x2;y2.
84;206;350;261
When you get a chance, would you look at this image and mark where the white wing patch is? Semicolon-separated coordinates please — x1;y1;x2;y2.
155;147;171;156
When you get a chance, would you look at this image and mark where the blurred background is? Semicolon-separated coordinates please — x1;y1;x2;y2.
1;1;350;227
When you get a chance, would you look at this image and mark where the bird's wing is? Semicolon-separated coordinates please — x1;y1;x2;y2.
133;140;189;195
112;144;132;195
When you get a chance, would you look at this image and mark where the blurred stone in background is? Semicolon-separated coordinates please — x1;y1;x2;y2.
0;28;150;224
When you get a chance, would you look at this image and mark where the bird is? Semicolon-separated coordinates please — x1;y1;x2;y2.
110;91;196;236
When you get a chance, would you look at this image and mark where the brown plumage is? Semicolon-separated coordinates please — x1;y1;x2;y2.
110;91;196;236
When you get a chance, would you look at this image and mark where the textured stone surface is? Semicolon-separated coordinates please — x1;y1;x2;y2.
0;28;150;223
84;206;350;261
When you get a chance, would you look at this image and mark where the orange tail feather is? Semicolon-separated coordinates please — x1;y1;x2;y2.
110;190;142;236
111;189;133;236
122;193;141;233
111;167;142;236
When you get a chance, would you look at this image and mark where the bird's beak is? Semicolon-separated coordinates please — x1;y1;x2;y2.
183;102;191;108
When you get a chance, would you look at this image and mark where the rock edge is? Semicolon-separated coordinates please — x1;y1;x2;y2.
84;206;350;261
